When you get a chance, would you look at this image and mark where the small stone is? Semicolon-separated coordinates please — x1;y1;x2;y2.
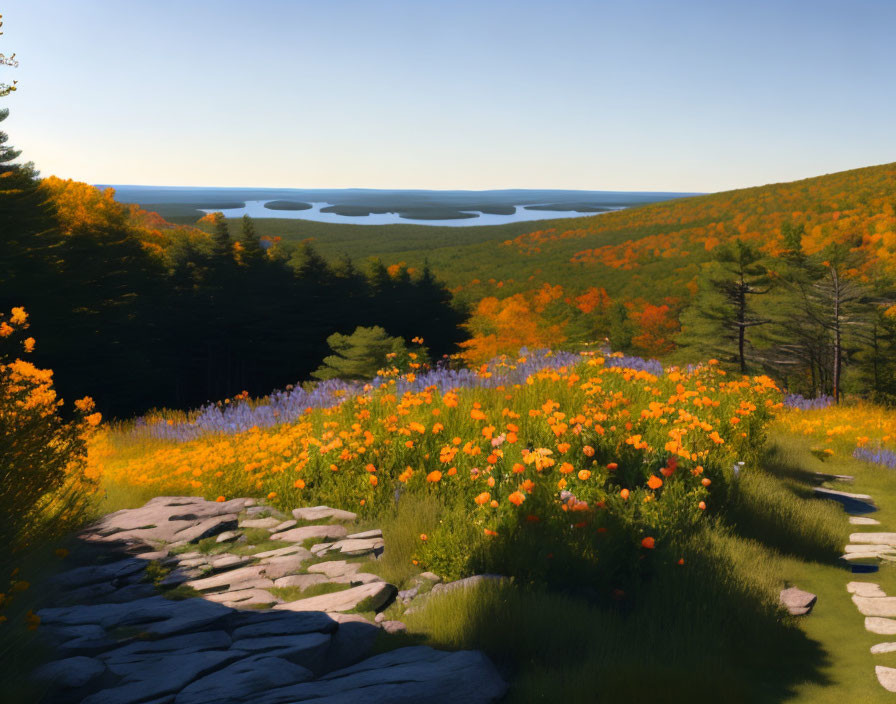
877;666;896;692
374;612;385;623
871;642;896;654
848;582;888;598
216;531;242;543
398;586;419;601
866;617;896;634
418;572;441;583
273;519;297;532
381;620;406;634
850;517;882;525
33;656;105;689
292;506;358;522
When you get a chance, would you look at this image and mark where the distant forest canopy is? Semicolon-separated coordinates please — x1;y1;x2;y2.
0;128;467;417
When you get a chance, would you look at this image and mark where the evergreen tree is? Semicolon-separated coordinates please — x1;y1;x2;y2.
210;212;233;260
238;214;265;263
678;240;770;373
311;326;406;381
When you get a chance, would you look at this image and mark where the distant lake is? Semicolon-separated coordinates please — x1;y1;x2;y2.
198;200;622;227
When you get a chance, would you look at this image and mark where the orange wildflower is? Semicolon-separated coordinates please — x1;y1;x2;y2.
641;536;655;549
647;476;663;490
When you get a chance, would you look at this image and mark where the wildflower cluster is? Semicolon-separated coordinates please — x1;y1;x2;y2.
98;352;780;581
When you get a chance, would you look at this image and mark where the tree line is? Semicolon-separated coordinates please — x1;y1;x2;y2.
0;111;467;417
676;226;896;403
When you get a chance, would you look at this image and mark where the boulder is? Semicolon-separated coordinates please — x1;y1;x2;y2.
275;582;396;614
292;506;358;522
779;587;817;616
320;616;380;673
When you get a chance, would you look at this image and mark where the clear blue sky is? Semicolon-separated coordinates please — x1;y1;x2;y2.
3;0;895;192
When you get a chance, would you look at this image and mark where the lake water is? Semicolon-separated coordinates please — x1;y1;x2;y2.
198;200;620;227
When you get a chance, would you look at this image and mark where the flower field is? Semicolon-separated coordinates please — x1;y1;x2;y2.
776;399;896;469
95;351;781;581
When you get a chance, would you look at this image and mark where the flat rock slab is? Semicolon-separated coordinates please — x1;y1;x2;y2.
319;537;385;557
815;488;877;514
872;642;896;654
431;574;506;596
853;596;896;617
346;529;383;540
253;545;312;560
292;506;358;522
780;587;817;616
848;582;888;598
257;554;310;580
174;654;314;704
187;565;273;593
850;517;882;526
850;533;896;545
53;558;147;590
270;524;349;543
215;531;242;543
273;520;298;532
331;573;384;585
229;611;337;641
878;666;896;692
275;582;396;613
205;588;279;608
867;617;896;635
308;561;360;578
100;631;232;665
33;655;106;689
844;544;896;554
229;632;332;672
256;646;507;704
240;517;282;530
273;574;330;589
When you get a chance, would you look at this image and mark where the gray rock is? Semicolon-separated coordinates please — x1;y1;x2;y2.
270;524;348;543
229;611;337;640
850;532;896;545
53;558;147;590
210;554;252;571
418;572;441;583
173;515;239;544
205;588;279;607
848;582;888;598
38;595;233;637
273;519;298;532
320;537;385;557
381;620;407;634
273;573;329;589
240;517;282;530
430;574;505;596
308;561;360;578
779;587;817;616
331;573;384;586
83;649;243;704
853;596;896;617
877;666;896;692
186;565;272;593
174;654;314;704
258;646;507;704
33;655;106;689
257;554;309;580
398;586;419;601
292;506;358;522
100;631;232;665
346;529;383;540
253;545;312;560
320;616;380;674
229;632;331;672
274;582;396;614
215;531;242;544
866;617;896;634
871;642;896;654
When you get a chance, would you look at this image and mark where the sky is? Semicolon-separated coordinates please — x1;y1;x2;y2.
3;0;895;192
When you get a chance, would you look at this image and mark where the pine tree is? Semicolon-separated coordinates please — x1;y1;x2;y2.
311;326;406;381
210;212;233;259
678;240;771;373
238;214;265;263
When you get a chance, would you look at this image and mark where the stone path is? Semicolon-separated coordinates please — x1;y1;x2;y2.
32;496;508;703
822;481;896;692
